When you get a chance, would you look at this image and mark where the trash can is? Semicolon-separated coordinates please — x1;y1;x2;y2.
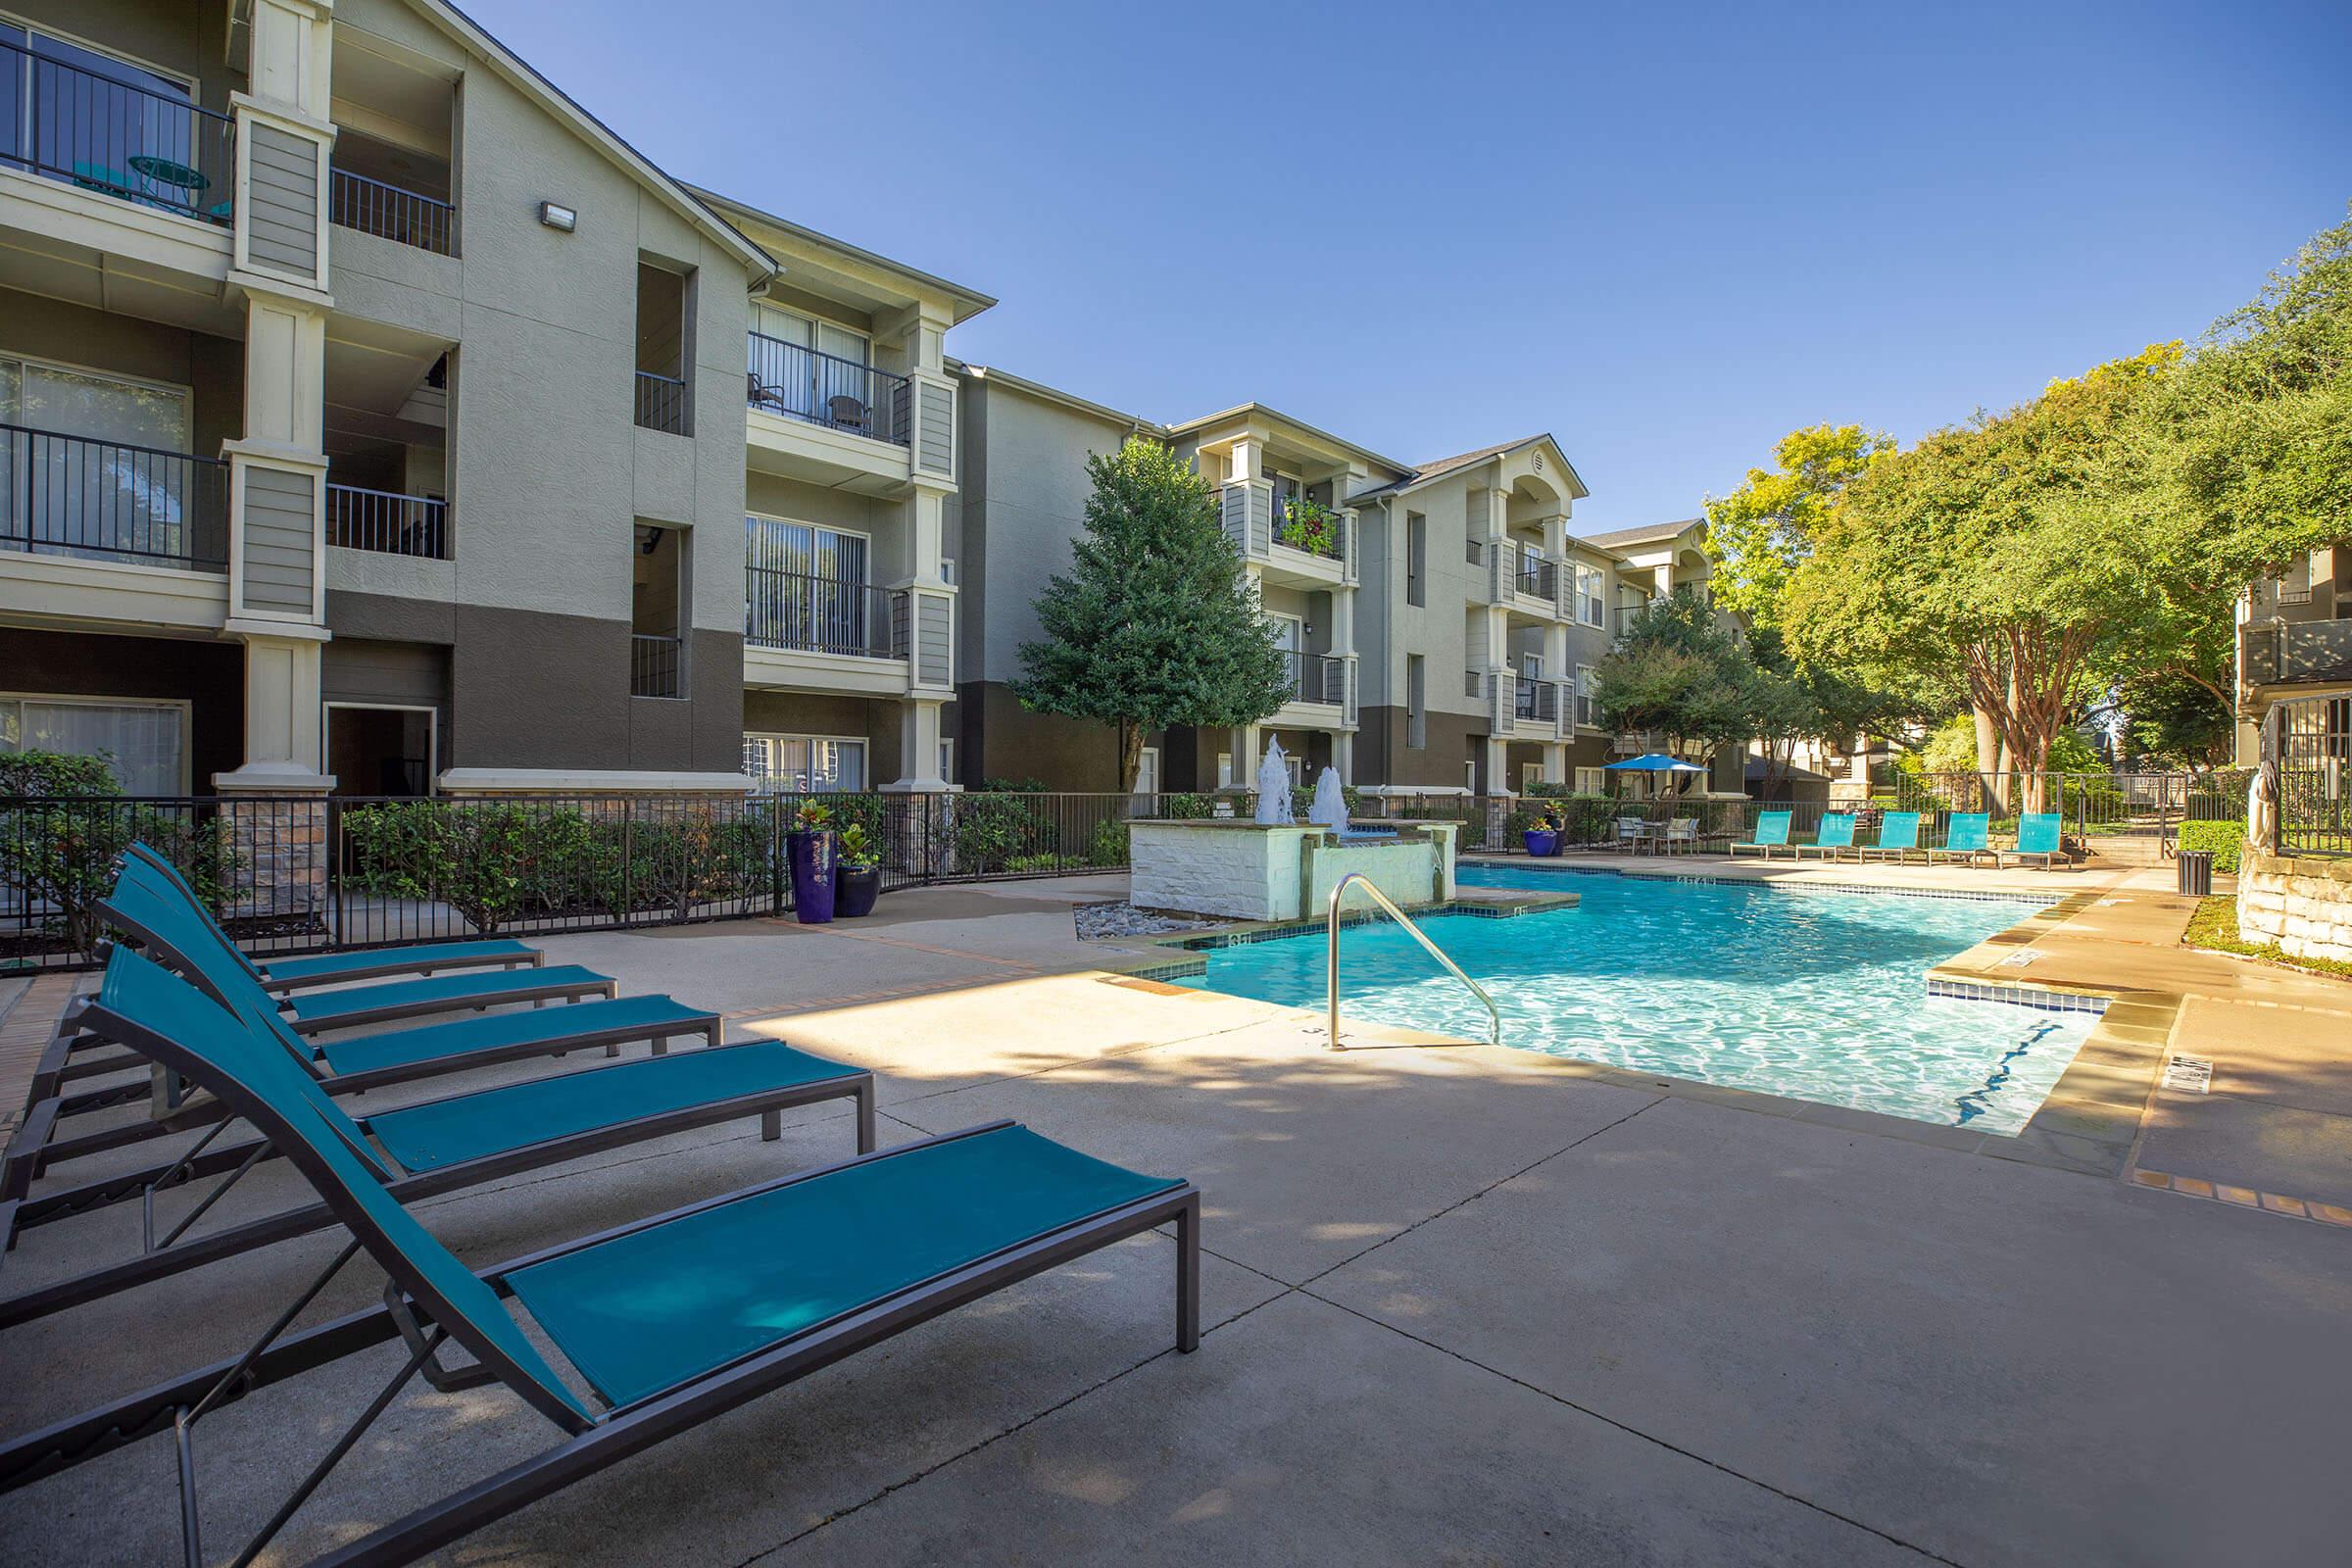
2178;851;2214;898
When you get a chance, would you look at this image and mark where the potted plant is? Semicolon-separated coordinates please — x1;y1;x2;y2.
834;822;881;918
1522;808;1560;858
785;800;837;923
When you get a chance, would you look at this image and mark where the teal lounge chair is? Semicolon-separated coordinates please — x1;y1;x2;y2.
127;845;547;994
13;860;719;1178
2003;812;2072;870
1799;812;1858;860
0;947;1200;1568
1729;809;1793;858
1859;810;1925;863
0;945;873;1331
1928;812;1996;866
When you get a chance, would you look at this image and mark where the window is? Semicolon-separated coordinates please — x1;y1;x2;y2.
1134;745;1159;796
1574;664;1596;728
0;24;218;222
1574;765;1606;795
633;262;692;434
1405;512;1426;607
1406;654;1426;750
1;354;198;565
1521;761;1544;793
743;733;866;792
747;303;882;437
1215;751;1234;789
745;515;878;656
1;693;187;794
939;737;956;785
1520;652;1544;680
1575;564;1606;627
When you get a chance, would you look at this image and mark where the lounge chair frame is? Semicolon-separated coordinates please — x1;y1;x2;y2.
1;983;1199;1568
1926;813;1999;867
122;844;546;995
1728;809;1797;860
0;1036;875;1330
1795;813;1859;862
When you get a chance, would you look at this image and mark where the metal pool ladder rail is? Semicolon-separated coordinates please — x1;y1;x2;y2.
1325;872;1501;1051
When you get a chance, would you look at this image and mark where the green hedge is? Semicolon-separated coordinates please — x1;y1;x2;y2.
2176;818;2246;873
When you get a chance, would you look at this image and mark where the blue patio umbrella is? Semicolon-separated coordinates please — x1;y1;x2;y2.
1604;754;1705;774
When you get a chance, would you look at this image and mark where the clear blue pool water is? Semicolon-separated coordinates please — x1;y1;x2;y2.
1172;865;2094;1133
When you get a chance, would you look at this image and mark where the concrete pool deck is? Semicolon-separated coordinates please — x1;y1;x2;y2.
2;858;2349;1564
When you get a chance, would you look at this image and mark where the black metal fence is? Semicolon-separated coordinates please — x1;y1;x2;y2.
1;38;236;225
2;424;229;570
329;167;454;254
2269;693;2351;858
326;482;447;558
746;334;909;446
0;791;1216;971
634;370;688;435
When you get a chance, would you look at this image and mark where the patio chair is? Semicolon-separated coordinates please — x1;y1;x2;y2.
11;862;720;1178
1798;812;1858;861
0;947;874;1329
2001;812;2073;870
1728;809;1793;858
1927;812;1997;866
126;843;547;994
118;850;615;1032
1858;810;1926;863
1663;816;1699;855
0;947;1200;1568
1615;815;1647;852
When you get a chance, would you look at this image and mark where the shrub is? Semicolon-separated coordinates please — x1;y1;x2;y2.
1086;815;1130;867
2176;818;2246;873
954;792;1055;870
342;801;601;935
0;752;236;960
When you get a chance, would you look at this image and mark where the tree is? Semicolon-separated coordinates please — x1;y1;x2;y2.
1782;346;2181;811
1741;624;1918;794
1594;589;1753;761
1013;438;1293;788
1703;423;1892;625
2118;671;2234;770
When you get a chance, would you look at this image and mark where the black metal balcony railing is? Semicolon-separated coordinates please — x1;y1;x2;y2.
1281;651;1346;707
2244;618;2352;687
746;334;910;447
326;483;446;559
634;370;688;435
0;39;235;226
329;167;454;255
1515;678;1559;723
745;567;904;659
2271;692;2351;859
1;423;227;571
630;633;682;698
1515;558;1557;600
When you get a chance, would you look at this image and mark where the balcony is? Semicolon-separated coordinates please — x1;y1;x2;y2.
746;335;909;447
326;483;446;559
329;168;453;255
0;38;235;228
746;567;906;660
1513;556;1558;603
630;633;682;699
1515;677;1560;724
2244;618;2352;688
2;423;227;572
634;371;688;436
1272;497;1345;564
1282;651;1348;708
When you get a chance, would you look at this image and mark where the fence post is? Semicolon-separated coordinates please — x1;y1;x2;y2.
620;797;634;922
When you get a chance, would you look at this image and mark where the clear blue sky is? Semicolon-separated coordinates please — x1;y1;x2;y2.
465;0;2351;534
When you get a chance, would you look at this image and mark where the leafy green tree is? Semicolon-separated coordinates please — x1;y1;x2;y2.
1594;589;1753;760
1014;438;1293;789
1704;423;1892;625
2118;672;2234;770
1783;347;2180;811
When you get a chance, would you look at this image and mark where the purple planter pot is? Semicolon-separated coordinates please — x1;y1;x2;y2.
1523;828;1559;858
786;829;837;923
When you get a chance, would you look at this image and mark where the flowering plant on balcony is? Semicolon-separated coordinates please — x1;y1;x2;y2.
1276;497;1339;558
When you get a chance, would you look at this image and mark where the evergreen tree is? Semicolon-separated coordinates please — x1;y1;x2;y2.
1014;438;1292;787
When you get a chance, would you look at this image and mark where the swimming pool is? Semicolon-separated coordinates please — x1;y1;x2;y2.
1171;865;2095;1133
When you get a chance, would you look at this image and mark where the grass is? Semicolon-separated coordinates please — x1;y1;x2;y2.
2182;894;2352;982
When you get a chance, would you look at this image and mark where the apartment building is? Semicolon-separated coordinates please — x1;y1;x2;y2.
0;0;983;803
952;367;1730;796
2234;544;2352;764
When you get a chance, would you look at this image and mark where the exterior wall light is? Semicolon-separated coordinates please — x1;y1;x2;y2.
539;202;577;232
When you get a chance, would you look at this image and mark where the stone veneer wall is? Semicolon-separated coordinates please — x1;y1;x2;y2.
2236;850;2352;962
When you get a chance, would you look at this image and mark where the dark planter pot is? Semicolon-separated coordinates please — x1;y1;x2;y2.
786;829;837;923
1523;828;1559;858
835;863;881;918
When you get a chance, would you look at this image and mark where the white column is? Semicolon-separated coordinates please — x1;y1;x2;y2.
1333;731;1353;784
879;700;953;792
1227;436;1262;486
215;626;333;790
1482;736;1509;796
1543;743;1566;784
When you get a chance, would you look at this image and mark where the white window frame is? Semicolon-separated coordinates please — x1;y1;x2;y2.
321;701;439;796
749;301;871;365
1574;662;1597;729
1575;564;1606;627
1574;765;1606;795
1;348;195;432
0;12;200;99
939;736;956;784
745;511;872;581
1133;744;1159;796
0;690;192;793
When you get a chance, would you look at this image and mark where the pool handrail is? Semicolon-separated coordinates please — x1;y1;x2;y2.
1325;872;1500;1052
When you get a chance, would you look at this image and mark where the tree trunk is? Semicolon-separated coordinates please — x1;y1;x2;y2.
1972;704;2006;812
1117;720;1143;796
